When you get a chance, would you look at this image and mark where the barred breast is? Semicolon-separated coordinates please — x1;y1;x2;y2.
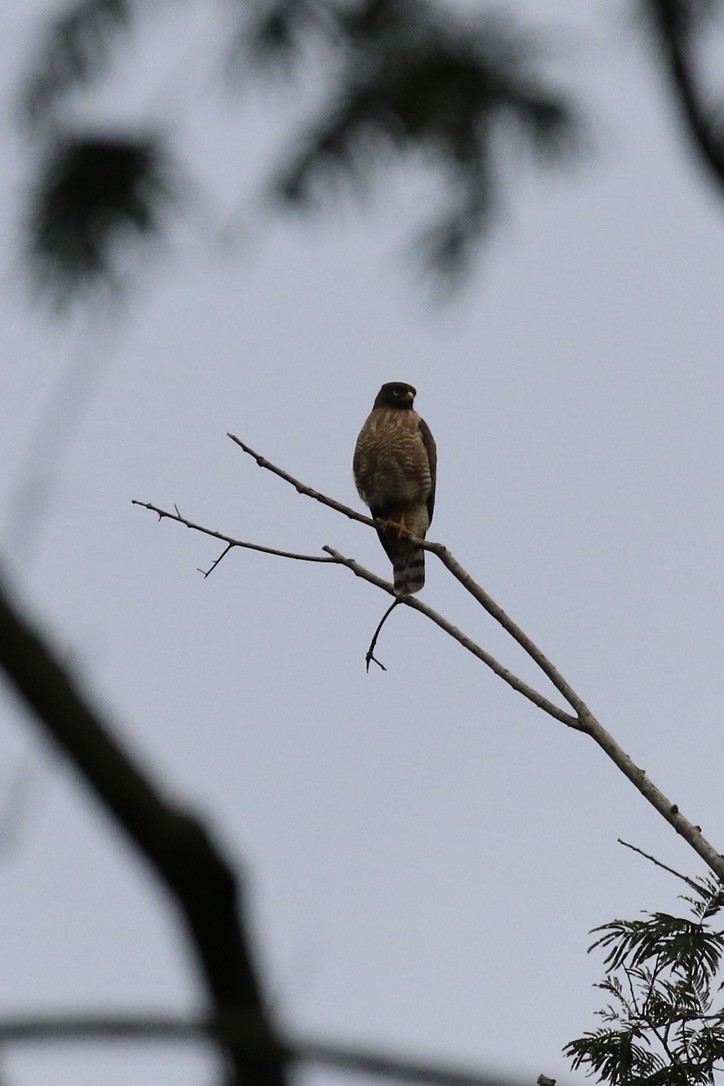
353;408;432;512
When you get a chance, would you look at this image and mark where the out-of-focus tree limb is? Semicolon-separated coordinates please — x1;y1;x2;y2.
0;1012;553;1086
641;0;724;193
0;567;287;1086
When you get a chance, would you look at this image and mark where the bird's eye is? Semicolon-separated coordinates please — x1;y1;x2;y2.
392;389;399;396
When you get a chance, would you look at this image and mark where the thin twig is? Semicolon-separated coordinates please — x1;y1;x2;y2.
131;500;336;565
323;548;579;727
366;600;400;672
199;542;234;578
227;435;374;527
133;498;575;723
617;839;702;891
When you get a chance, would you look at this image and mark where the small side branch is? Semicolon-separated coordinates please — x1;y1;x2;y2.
131;500;336;567
617;838;702;891
366;600;400;672
199;542;234;578
323;548;579;727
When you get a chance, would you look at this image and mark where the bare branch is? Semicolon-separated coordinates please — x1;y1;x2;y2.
138;441;724;884
0;567;288;1086
424;542;595;719
133;496;573;722
131;499;336;565
366;600;400;672
617;838;703;891
575;708;724;881
323;548;579;725
227;434;373;527
199;542;235;579
0;1012;542;1086
224;435;603;717
643;1;724;196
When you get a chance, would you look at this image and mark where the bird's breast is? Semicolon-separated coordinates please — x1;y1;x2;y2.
354;410;432;507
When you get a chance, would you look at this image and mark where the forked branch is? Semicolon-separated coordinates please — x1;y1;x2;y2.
131;500;575;725
133;437;724;884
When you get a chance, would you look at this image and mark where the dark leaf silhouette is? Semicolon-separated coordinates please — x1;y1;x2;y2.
19;0;580;298
21;0;134;128
27;133;174;303
230;0;340;75
19;0;724;302
275;5;580;276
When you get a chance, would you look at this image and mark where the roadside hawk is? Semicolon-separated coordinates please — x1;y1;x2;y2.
353;382;437;594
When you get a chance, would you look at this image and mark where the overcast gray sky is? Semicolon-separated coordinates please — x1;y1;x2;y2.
2;2;724;1085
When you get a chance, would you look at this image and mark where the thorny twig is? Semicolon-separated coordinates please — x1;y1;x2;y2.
132;499;577;724
131;500;337;567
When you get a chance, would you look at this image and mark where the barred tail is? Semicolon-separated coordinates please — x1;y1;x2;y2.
393;548;425;595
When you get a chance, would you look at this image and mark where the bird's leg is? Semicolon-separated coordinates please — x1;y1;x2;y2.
375;514;410;538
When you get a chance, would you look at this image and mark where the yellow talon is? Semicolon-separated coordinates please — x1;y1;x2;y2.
376;516;409;538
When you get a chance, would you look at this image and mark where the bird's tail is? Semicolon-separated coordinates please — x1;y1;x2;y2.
393;548;425;595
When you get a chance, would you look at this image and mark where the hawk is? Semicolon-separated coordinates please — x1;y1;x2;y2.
353;382;437;595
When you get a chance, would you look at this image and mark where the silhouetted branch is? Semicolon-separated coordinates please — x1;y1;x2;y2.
227;434;374;526
643;0;724;194
365;599;400;671
133;499;577;724
617;837;702;890
0;567;287;1086
135;439;724;884
0;1012;550;1086
131;498;337;567
320;546;579;725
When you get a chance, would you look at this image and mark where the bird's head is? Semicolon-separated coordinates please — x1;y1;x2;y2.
373;382;416;410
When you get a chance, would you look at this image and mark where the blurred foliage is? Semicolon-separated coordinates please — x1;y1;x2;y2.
28;134;173;305
16;0;724;305
638;0;720;38
565;875;724;1086
21;0;134;129
270;3;579;278
18;0;580;301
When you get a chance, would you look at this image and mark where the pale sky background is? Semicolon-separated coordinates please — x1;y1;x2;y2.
2;2;724;1085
